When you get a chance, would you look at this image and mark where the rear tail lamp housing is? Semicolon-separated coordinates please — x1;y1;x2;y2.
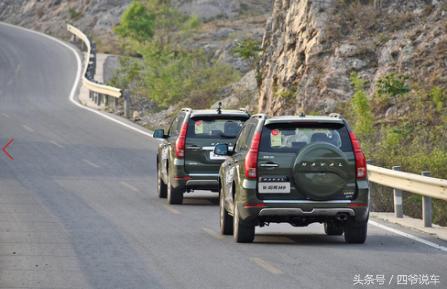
349;131;367;179
244;132;261;179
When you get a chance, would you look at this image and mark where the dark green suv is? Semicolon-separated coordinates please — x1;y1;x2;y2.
153;107;250;205
215;113;369;243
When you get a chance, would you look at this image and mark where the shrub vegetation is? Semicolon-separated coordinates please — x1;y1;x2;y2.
346;73;447;225
112;0;240;110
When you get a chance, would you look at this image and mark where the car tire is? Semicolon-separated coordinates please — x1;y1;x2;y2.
344;221;368;244
219;189;233;235
233;202;255;243
157;166;167;199
324;222;343;236
167;176;183;205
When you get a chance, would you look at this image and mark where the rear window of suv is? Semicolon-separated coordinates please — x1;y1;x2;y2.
259;123;353;153
187;117;247;139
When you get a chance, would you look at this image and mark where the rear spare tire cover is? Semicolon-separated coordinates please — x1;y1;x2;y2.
293;143;349;201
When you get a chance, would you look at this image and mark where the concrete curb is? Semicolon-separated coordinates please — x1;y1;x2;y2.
371;212;447;242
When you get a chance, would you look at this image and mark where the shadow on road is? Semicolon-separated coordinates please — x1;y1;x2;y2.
182;196;219;206
254;233;345;245
182;191;219;206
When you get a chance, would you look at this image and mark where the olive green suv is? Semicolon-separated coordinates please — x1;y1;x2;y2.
153;107;250;205
215;113;369;243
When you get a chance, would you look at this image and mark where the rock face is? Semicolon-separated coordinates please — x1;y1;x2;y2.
0;0;272;54
173;0;273;20
173;0;240;20
257;0;447;115
0;0;131;52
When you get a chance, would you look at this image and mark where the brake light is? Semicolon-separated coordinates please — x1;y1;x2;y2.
175;122;188;158
348;203;368;208
349;131;367;179
244;132;261;179
243;202;266;209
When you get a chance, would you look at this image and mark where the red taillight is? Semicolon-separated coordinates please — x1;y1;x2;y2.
244;132;261;179
348;203;368;208
174;176;191;181
243;202;266;209
349;131;367;179
175;122;188;158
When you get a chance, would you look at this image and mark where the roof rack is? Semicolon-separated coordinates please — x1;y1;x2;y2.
216;102;223;114
329;113;342;118
251;113;266;119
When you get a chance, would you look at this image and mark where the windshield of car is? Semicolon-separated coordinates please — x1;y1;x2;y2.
259;123;353;153
187;118;246;139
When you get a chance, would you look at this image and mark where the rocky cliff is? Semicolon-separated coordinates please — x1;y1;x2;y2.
0;0;272;53
0;0;131;51
257;0;447;115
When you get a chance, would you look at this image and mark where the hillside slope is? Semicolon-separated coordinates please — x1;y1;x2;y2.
257;0;447;115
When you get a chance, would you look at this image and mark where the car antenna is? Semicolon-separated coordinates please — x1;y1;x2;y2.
217;102;222;114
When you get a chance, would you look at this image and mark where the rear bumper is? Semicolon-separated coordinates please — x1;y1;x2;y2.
170;168;219;192
186;179;219;191
258;207;355;217
237;179;370;225
240;204;369;226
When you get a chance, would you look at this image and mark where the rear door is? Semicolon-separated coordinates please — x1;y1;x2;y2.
257;122;356;201
184;116;247;176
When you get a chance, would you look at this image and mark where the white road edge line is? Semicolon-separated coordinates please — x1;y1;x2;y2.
0;22;154;139
202;227;224;240
119;181;139;192
82;159;100;168
250;257;283;275
163;204;180;215
369;220;447;253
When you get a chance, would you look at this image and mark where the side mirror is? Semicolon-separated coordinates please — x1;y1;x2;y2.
214;143;229;156
153;129;166;139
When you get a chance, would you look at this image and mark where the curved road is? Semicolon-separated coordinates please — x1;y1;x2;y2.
0;23;446;289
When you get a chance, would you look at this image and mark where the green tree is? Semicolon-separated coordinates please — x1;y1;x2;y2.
430;86;445;112
114;1;156;42
233;38;262;65
113;0;239;109
350;72;374;139
376;73;410;97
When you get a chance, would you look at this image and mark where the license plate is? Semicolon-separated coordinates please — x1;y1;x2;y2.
209;151;226;160
258;182;290;194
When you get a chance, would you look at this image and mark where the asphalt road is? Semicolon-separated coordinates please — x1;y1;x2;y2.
0;22;446;289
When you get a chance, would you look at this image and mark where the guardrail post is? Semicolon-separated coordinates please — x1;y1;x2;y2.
392;166;403;218
97;93;102;106
123;90;131;118
421;171;432;227
113;97;118;112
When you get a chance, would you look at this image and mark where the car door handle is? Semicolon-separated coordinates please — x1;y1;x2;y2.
260;163;279;168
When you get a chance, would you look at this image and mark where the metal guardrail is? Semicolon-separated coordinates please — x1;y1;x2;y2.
67;24;122;99
368;164;447;227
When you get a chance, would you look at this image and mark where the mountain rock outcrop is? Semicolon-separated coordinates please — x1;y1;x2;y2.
257;0;447;115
